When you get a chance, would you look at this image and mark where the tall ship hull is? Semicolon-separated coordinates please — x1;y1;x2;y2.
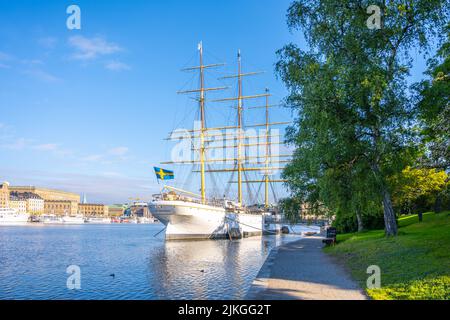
149;199;262;240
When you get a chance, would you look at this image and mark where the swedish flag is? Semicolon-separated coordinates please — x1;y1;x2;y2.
154;167;174;180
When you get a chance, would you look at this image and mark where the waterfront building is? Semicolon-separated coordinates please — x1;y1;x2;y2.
9;197;27;213
26;196;45;214
108;205;125;217
78;203;109;217
44;200;79;215
130;203;155;219
9;186;80;203
10;192;45;214
0;182;9;208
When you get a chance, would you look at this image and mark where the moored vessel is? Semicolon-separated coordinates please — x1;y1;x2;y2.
41;214;64;224
85;216;111;224
149;43;290;240
0;208;29;225
61;214;86;224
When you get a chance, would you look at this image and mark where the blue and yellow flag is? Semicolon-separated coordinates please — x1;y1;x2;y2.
153;167;174;180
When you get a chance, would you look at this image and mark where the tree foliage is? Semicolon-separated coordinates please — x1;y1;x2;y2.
415;24;450;170
277;0;450;235
391;167;449;214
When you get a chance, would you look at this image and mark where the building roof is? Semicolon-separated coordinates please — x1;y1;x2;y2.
109;204;127;209
0;181;10;189
10;191;43;201
9;186;79;196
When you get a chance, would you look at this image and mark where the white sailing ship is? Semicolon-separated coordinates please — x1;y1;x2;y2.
149;43;290;240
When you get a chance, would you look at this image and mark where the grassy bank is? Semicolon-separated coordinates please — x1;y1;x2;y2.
324;211;450;300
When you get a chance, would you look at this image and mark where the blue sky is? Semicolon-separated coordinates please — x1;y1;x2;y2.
0;0;434;204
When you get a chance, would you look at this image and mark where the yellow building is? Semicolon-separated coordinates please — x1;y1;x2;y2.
10;191;45;214
44;200;78;215
78;203;109;217
0;181;9;208
9;186;80;203
108;205;125;217
27;197;45;214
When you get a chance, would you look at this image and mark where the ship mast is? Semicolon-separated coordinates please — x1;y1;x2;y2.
264;88;270;208
237;50;243;205
163;44;291;208
173;42;226;204
211;51;287;207
199;42;206;204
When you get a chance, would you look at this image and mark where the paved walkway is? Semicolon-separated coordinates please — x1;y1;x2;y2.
246;236;367;300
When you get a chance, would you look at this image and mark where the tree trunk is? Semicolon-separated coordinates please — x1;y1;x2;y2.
434;194;443;213
381;186;398;236
371;159;398;237
356;209;364;232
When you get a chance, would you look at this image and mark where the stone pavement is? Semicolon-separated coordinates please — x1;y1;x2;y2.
246;236;368;300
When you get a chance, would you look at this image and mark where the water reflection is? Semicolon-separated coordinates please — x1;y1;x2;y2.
147;235;294;299
0;224;314;300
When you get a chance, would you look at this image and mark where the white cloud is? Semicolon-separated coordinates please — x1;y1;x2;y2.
105;60;131;71
108;146;129;156
81;154;103;162
21;59;44;66
68;35;122;60
1;138;30;150
38;36;57;49
23;69;61;83
101;171;124;178
0;51;13;68
33;143;59;151
0;51;12;61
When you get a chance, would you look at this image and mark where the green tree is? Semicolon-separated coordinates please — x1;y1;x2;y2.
391;166;448;214
415;24;450;171
277;0;449;236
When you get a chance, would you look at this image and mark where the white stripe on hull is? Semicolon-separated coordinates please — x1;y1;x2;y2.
149;200;263;240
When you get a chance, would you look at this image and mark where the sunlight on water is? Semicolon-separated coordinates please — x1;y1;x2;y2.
0;224;317;300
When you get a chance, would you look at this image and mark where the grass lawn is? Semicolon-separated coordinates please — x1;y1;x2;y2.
324;211;450;300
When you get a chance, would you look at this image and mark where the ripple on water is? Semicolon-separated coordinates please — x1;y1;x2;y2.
0;224;317;299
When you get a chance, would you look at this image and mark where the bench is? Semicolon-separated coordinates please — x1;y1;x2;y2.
322;227;337;246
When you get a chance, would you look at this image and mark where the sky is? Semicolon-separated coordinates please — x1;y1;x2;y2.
0;0;434;204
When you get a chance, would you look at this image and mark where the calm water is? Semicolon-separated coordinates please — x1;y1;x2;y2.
0;224;315;300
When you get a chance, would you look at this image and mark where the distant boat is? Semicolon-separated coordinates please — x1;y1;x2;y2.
0;208;29;225
41;214;64;224
86;217;111;224
61;214;86;224
137;217;158;224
